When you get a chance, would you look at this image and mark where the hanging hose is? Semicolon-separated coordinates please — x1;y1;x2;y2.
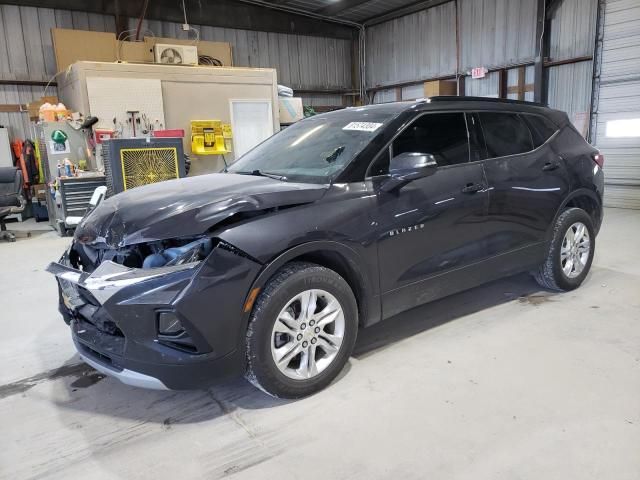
135;0;150;41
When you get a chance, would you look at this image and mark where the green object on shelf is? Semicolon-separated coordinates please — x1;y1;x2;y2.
51;129;68;144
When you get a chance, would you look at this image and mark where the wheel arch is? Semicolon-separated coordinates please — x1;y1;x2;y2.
244;241;379;329
552;188;603;237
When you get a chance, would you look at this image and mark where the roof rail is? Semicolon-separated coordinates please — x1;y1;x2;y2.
426;96;547;107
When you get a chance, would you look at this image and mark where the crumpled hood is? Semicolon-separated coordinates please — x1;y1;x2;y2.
75;173;327;247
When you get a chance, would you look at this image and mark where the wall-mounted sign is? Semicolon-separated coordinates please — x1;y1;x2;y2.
471;67;488;79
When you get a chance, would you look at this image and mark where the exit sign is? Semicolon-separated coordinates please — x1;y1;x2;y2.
471;67;488;79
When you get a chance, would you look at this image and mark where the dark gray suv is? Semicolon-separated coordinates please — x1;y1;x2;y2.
49;97;604;398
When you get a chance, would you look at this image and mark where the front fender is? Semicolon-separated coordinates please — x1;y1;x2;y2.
234;240;381;346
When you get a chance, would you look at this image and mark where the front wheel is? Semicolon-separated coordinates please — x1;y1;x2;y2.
245;262;358;398
534;208;595;291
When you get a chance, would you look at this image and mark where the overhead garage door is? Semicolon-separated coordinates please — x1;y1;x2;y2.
593;0;640;208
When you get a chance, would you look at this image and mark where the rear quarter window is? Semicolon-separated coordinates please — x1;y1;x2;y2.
478;112;533;158
521;114;559;148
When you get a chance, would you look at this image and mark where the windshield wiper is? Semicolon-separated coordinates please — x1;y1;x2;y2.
234;170;288;181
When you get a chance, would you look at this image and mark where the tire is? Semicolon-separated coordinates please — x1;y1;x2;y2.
534;208;595;291
245;261;358;399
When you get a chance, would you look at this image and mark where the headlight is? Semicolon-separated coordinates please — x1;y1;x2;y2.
142;237;213;269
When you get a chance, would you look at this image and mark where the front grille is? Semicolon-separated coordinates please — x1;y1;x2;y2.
73;318;126;358
76;342;123;372
76;304;124;337
78;342;113;366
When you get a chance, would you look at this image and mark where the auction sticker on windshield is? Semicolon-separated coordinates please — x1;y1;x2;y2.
342;122;383;132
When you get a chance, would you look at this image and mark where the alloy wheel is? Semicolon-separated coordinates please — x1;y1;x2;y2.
270;289;345;380
560;221;591;278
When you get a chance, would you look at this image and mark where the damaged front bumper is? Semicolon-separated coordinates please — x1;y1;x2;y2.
47;242;263;389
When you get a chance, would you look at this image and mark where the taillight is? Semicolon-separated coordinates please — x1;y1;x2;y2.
593;153;604;168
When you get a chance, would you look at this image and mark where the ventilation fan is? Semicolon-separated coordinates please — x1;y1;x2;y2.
160;47;182;64
153;44;198;66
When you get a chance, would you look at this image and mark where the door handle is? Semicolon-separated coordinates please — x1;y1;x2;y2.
462;183;484;194
543;161;560;171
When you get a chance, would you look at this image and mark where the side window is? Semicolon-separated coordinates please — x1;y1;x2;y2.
478;112;534;158
522;114;559;148
392;113;470;167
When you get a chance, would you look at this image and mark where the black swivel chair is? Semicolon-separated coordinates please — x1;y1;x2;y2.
0;167;27;242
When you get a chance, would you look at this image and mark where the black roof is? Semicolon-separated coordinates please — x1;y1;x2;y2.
363;96;567;125
428;96;546;107
349;96;553;114
319;97;567;127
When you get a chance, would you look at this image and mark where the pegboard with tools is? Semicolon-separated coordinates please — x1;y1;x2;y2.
86;77;166;139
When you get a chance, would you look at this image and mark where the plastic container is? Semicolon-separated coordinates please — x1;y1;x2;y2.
152;129;185;138
39;103;56;122
55;103;68;121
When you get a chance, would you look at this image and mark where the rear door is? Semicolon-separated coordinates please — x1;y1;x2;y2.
475;111;570;255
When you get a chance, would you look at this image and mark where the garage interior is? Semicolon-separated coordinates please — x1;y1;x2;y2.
0;0;639;478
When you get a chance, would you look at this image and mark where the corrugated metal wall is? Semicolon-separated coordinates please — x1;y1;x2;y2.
549;0;598;60
547;61;593;123
0;4;353;142
125;17;353;92
0;6;119;143
366;0;537;95
459;0;536;71
0;6;118;82
365;1;457;89
465;71;500;97
546;0;598;128
593;0;640;208
367;0;598;111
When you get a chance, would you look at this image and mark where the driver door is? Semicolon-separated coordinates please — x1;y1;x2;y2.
370;112;490;319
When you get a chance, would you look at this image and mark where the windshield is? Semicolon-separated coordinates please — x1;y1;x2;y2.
227;109;396;183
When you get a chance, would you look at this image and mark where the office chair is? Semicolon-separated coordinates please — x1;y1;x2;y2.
0;167;27;242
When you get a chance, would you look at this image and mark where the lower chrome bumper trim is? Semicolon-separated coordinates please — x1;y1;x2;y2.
77;351;169;390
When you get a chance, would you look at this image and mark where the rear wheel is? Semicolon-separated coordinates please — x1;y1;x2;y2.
534;208;595;291
245;262;358;398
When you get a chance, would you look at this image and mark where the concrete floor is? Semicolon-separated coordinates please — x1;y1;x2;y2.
1;208;639;480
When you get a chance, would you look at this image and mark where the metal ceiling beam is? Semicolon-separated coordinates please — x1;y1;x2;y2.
1;0;357;39
363;0;453;26
315;0;371;16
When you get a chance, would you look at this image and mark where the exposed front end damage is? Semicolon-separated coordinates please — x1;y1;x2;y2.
46;173;330;389
47;236;263;390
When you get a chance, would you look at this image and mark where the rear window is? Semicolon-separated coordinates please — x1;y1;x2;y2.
478;112;533;158
522;114;558;148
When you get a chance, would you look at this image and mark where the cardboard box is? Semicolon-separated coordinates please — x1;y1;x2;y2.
279;97;304;124
423;80;458;97
52;28;116;72
31;183;48;201
118;41;153;63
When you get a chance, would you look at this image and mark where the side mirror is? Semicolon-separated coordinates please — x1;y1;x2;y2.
381;152;437;192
